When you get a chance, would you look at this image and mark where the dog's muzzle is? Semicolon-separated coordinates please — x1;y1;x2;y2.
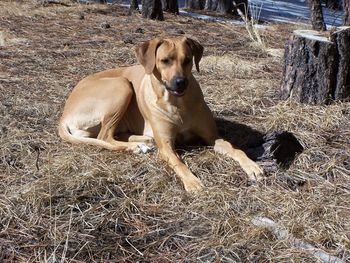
166;77;189;97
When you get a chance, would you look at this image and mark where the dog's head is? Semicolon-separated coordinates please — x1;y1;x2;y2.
135;37;203;97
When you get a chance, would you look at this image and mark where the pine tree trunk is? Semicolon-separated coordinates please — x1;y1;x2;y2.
216;0;233;14
142;0;164;20
205;0;217;10
308;0;326;31
185;0;205;10
130;0;139;10
280;28;350;104
162;0;179;14
344;0;350;25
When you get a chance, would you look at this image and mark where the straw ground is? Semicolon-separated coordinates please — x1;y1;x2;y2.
1;1;350;262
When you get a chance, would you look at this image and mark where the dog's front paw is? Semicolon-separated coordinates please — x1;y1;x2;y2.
183;176;204;193
242;160;264;182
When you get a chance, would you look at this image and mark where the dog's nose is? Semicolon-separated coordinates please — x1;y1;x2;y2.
175;77;188;89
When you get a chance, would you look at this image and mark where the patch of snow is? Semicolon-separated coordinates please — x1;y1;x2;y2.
82;0;344;28
250;0;343;28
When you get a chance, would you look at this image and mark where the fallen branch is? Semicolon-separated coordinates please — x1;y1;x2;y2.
41;0;71;7
251;216;345;263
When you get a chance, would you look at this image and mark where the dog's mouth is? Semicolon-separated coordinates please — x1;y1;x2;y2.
162;79;187;97
166;88;186;97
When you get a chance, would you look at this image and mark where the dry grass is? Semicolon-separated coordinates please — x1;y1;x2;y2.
1;1;350;262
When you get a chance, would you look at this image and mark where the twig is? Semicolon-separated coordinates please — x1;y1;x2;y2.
125;238;144;256
61;208;73;263
233;1;264;46
251;216;345;263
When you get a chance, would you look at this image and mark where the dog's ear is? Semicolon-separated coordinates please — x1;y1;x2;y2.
135;38;163;74
185;38;204;72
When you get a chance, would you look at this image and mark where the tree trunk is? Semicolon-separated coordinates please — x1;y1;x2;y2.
185;0;205;10
216;0;233;14
142;0;164;20
280;28;350;104
205;0;218;10
331;26;350;99
162;0;179;14
205;0;232;14
130;0;139;10
324;0;342;9
308;0;326;31
344;0;350;25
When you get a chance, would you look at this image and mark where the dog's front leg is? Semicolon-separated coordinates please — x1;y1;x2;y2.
213;139;263;182
155;135;203;192
193;104;263;182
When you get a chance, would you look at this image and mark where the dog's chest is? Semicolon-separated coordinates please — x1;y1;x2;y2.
159;99;191;128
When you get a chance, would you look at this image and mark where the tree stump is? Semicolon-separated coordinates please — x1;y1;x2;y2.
331;27;350;99
280;27;350;104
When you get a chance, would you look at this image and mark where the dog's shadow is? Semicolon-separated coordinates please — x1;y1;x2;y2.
216;118;304;169
181;117;304;170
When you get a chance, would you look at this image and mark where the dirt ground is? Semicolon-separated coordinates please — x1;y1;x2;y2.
1;1;350;262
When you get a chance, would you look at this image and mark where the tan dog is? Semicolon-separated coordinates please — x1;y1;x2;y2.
59;37;263;192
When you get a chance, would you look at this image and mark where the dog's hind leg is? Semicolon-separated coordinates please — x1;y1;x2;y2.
95;79;148;152
60;77;146;152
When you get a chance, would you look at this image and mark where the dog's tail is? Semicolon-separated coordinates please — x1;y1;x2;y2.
58;121;131;151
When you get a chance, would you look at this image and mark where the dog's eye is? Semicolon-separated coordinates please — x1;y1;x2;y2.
183;57;191;65
161;58;170;65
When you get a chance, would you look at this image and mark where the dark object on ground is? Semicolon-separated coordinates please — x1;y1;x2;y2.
100;21;111;29
122;35;134;44
280;27;350;104
216;118;303;170
176;29;185;34
135;27;145;33
41;0;71;7
246;131;304;169
344;158;350;170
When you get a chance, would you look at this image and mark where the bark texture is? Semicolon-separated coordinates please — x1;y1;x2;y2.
142;0;164;20
308;0;326;31
130;0;139;10
281;28;350;104
185;0;205;9
331;27;350;99
216;0;233;14
344;0;350;25
162;0;179;14
205;0;246;15
205;0;218;11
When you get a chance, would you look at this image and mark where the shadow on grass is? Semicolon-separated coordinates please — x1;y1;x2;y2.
216;118;304;169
